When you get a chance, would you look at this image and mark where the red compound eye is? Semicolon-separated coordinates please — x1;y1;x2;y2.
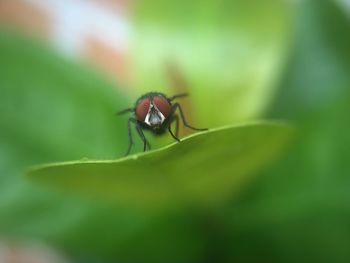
153;95;171;118
135;98;150;121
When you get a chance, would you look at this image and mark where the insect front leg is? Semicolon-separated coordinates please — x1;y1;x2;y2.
135;122;151;151
167;93;188;102
126;118;150;155
126;117;136;156
117;107;135;115
168;114;180;142
171;103;208;131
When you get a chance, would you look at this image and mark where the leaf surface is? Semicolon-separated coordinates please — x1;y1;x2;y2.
29;122;292;208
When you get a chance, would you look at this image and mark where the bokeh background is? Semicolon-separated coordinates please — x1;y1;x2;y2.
0;0;350;262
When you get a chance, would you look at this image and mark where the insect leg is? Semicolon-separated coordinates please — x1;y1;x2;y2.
171;103;208;131
174;114;180;138
167;93;188;101
117;108;135;115
126;118;150;155
135;122;151;151
168;114;180;142
126;117;136;156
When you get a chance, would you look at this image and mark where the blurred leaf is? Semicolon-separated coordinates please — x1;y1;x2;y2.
28;122;292;208
130;0;292;127
221;1;350;262
0;29;154;260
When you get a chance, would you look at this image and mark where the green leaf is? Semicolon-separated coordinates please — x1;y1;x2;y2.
130;0;292;127
221;1;350;262
28;122;292;208
0;29;150;258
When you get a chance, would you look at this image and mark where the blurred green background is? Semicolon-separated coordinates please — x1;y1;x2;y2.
0;0;350;262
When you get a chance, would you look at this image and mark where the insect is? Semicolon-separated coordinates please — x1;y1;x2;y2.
118;92;207;155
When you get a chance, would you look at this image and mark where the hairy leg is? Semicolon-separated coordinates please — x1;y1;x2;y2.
171;103;208;131
167;93;188;101
168;114;180;142
126;118;150;155
136;123;151;151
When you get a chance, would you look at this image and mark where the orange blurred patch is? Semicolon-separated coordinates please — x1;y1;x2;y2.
0;0;51;39
83;34;130;89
